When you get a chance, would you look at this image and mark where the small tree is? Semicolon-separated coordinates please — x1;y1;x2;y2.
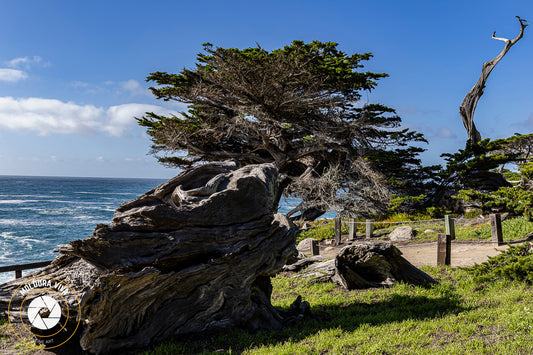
139;41;428;219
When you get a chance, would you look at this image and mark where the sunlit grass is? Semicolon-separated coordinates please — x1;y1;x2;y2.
144;266;533;354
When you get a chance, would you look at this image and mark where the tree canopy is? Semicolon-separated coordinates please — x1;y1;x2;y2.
139;40;428;219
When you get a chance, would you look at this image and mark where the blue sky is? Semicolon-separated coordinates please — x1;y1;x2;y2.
1;1;533;178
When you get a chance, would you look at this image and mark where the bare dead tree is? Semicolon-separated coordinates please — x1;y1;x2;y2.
459;16;529;143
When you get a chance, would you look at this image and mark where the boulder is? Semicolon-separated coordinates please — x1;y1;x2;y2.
389;226;414;242
0;162;297;354
296;238;318;252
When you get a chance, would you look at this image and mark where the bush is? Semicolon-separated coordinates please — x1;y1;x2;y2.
464;242;533;284
456;187;533;220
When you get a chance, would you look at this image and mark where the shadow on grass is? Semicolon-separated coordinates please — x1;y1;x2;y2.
145;291;467;354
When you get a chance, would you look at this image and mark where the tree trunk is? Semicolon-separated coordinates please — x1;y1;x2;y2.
459;16;528;143
1;162;298;355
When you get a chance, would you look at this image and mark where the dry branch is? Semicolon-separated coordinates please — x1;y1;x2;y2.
459;16;529;143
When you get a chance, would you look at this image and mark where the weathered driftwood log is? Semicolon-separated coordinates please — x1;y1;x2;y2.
0;161;297;354
288;241;435;289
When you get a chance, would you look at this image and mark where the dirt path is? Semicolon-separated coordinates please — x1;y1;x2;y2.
397;242;508;267
317;239;512;267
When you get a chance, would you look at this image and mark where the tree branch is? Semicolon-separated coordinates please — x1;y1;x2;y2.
459;16;529;143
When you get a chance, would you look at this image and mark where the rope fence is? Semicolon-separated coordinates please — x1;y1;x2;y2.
345;219;445;225
332;214;505;257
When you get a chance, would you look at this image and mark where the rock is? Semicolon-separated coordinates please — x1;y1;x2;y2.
287;241;435;289
389;226;413;242
0;162;297;354
296;238;318;252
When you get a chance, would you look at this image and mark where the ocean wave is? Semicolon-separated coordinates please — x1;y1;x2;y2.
0;219;65;226
0;194;66;199
0;199;39;204
0;231;17;239
75;191;137;195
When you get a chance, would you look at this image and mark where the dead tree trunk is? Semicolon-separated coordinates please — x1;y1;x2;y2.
459;16;528;143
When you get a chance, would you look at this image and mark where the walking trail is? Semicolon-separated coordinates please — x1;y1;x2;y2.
318;239;511;268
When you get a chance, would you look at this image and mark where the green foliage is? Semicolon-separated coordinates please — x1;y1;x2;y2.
456;187;533;219
139;40;430;218
465;243;533;284
519;161;533;180
425;206;446;218
462;209;482;219
439;139;519;192
499;168;521;181
388;194;427;214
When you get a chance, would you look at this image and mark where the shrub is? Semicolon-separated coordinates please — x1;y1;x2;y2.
456;187;533;220
464;242;533;284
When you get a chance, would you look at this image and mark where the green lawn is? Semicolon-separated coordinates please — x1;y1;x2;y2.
145;265;533;354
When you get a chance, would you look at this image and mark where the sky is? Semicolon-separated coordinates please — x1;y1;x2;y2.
1;0;533;178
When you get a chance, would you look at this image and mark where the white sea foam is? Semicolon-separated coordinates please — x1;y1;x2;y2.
0;199;38;204
0;219;64;226
75;191;135;195
0;231;17;239
0;194;62;198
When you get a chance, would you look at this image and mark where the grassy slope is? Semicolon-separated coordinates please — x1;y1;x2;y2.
146;267;533;355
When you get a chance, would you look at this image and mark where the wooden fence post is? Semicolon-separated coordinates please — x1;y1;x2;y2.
490;213;503;246
348;218;355;240
311;239;319;255
334;216;341;245
437;233;451;266
445;215;455;240
365;219;373;239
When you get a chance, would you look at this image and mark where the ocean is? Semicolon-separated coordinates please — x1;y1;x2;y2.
0;175;300;284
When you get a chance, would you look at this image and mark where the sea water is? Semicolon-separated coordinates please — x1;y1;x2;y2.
0;175;300;283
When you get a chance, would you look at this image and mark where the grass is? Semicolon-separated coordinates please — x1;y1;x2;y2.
1;316;44;354
144;266;533;354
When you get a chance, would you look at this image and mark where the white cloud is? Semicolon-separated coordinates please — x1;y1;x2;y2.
69;79;150;97
119;79;147;96
0;97;181;136
104;103;178;136
7;56;43;69
436;127;457;139
0;69;28;82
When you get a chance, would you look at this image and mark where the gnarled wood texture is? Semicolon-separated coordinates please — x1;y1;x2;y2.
460;16;528;143
1;162;297;354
